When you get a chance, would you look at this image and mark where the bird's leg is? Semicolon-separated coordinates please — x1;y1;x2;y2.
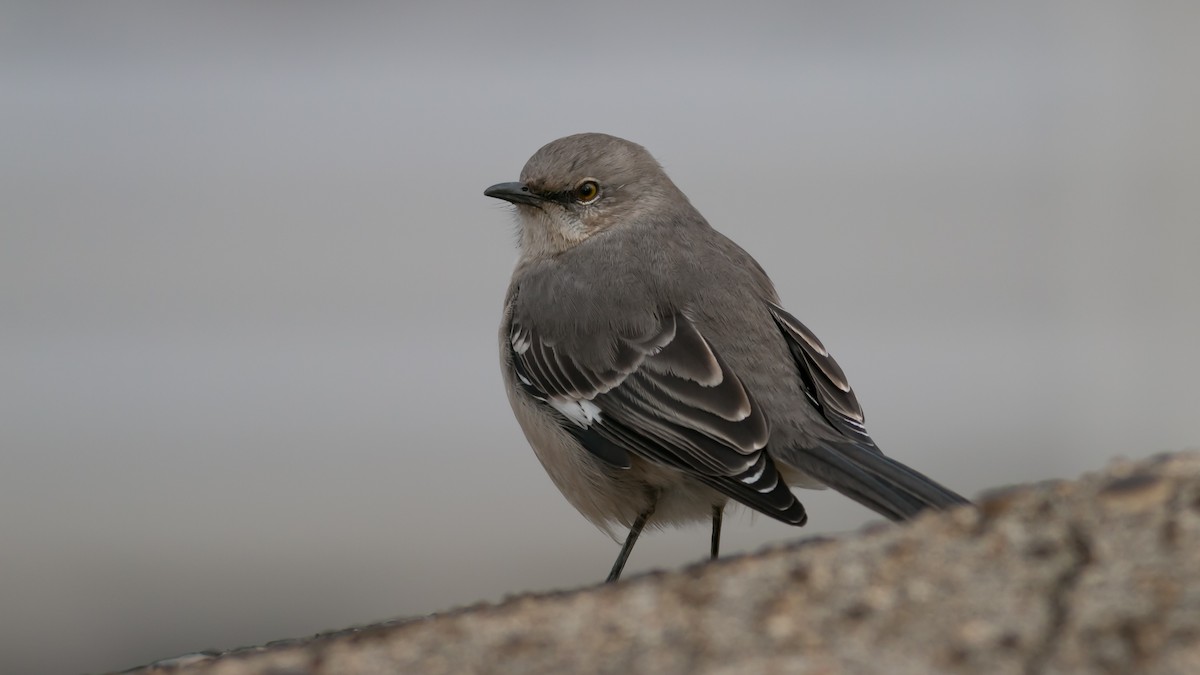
710;504;724;560
606;488;659;583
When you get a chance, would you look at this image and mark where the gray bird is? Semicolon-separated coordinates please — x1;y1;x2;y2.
486;133;969;582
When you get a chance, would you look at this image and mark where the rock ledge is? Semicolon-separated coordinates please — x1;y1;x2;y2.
124;452;1200;675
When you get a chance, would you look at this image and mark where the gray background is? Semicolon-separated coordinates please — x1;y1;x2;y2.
3;3;1198;673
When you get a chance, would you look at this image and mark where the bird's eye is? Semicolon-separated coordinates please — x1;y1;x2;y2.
574;180;600;204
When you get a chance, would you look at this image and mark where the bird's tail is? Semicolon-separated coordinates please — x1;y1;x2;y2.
799;443;970;521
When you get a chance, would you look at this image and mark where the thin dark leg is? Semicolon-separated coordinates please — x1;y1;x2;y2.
606;491;658;583
710;505;723;560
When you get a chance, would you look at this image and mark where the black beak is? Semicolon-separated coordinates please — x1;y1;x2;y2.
484;181;543;206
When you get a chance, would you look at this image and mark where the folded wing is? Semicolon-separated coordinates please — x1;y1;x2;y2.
508;310;807;525
767;302;970;519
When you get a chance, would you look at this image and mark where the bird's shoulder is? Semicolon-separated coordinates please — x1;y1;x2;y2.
503;220;780;357
506;233;672;340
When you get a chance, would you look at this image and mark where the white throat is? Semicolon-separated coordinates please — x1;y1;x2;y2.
515;206;590;262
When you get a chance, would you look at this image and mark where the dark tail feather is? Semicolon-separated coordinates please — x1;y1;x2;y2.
798;443;970;521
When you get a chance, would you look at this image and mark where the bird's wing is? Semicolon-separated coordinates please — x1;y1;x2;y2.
765;302;874;446
507;310;807;526
766;302;970;518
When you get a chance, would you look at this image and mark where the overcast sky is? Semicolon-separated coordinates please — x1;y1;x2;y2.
3;3;1199;673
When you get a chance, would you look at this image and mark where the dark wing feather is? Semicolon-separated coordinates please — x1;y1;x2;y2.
767;302;970;517
767;302;874;445
507;311;806;526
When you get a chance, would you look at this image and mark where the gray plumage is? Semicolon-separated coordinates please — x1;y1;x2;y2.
486;133;969;581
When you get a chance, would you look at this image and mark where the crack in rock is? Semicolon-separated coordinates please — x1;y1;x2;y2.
1023;522;1094;675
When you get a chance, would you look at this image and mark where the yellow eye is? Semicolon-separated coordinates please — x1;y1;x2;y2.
574;180;600;204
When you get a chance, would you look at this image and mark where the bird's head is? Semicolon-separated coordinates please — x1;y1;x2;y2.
485;133;686;259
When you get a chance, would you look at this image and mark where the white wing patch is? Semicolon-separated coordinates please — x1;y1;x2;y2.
510;327;531;355
550;396;603;428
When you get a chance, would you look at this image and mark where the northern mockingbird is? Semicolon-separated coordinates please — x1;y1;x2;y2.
486;133;969;582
